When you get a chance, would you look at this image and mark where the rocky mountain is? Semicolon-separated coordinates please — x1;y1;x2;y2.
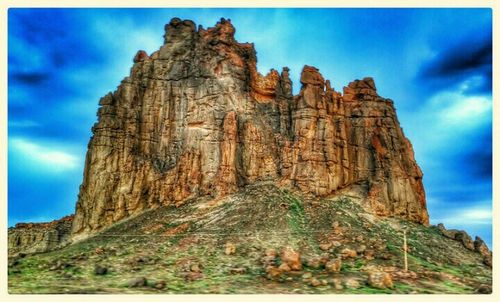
7;18;491;294
71;17;428;239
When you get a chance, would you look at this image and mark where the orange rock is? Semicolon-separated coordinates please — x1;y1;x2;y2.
280;246;302;271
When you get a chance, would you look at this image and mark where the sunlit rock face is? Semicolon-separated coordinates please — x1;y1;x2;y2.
72;18;429;238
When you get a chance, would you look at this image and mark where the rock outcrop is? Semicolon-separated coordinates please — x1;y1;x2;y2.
8;215;73;256
71;18;429;238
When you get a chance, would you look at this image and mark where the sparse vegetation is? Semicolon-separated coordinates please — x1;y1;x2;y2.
8;184;491;294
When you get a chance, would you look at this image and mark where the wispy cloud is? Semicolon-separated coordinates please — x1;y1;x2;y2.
432;203;492;226
10;137;79;171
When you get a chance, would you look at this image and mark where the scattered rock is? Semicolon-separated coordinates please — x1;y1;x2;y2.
154;280;166;290
319;243;332;251
94;265;108;275
379;253;392;260
301;272;312;279
127;277;147;287
364;249;375;260
184;271;203;282
325;258;342;273
190;263;202;273
280;246;302;271
455;231;474;251
368;271;393;289
329;277;343;290
266;266;282;279
95;247;105;255
475;284;492;294
224;242;236;255
278;263;291;272
310;278;321;287
474;236;491;258
344;278;361;289
305;257;322;269
355;244;366;254
340;248;357;259
265;249;277;257
229;267;247;274
331;241;342;248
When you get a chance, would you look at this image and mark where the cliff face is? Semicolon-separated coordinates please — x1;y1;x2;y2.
8;215;73;255
72;18;429;238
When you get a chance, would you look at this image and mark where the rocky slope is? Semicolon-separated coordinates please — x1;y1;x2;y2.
8;185;491;294
8;216;74;255
72;17;428;239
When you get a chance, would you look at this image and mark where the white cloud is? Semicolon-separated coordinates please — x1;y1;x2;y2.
10;137;79;171
431;203;492;226
441;94;491;125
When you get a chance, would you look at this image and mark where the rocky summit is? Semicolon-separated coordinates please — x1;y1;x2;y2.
8;18;491;294
71;17;428;239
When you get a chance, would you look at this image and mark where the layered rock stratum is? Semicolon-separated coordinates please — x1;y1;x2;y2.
71;17;429;238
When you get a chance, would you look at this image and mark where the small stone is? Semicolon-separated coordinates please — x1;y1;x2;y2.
475;284;492;294
364;249;375;260
319;243;332;251
280;246;302;271
379;253;392;260
127;277;147;287
184;271;203;281
94;265;108;275
225;242;236;255
355;244;366;254
266;266;282;279
332;221;340;229
331;241;342;247
330;277;343;290
154;280;166;290
368;271;393;289
340;248;357;259
344;278;361;289
95;247;105;255
190;263;201;273
310;278;321;287
302;272;313;279
265;249;277;257
278;263;291;272
229;267;247;274
306;257;322;269
325;258;342;273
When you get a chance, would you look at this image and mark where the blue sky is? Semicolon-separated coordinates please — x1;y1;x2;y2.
8;8;492;247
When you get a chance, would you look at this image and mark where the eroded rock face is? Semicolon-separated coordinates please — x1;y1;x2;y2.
72;18;429;238
8;215;73;255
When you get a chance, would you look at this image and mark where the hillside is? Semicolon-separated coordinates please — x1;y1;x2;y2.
8;184;491;294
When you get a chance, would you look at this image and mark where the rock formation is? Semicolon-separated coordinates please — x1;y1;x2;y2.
71;17;429;238
8;215;73;255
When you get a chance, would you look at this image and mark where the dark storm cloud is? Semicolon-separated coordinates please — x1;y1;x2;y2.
418;30;492;94
10;72;50;85
462;128;492;180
